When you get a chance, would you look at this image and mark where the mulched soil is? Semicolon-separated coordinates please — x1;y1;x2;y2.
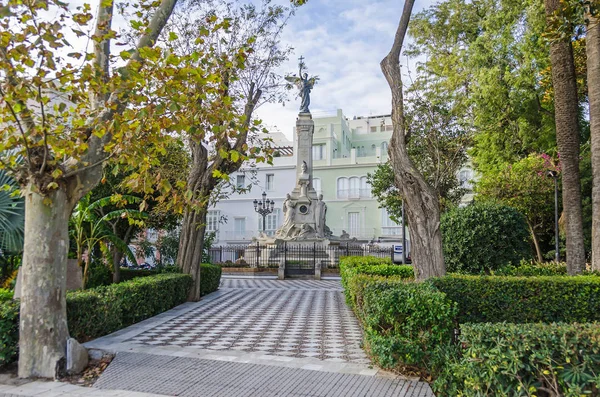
59;354;114;387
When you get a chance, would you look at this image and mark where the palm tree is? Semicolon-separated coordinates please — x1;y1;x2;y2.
0;170;24;255
70;194;147;287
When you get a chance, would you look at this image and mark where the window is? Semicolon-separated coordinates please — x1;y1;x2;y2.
381;208;401;236
312;178;322;195
266;174;274;191
459;170;473;189
206;210;220;233
385;124;393;131
370;126;377;133
337;177;349;198
348;212;360;237
360;176;371;198
349;177;360;198
381;141;389;153
312;144;325;160
234;217;246;238
258;209;280;236
236;174;246;188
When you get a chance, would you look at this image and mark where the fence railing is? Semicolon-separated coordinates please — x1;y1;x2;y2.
209;243;394;269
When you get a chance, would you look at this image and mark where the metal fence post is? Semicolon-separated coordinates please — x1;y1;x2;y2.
256;243;260;267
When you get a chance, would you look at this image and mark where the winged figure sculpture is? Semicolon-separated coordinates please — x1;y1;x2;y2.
285;57;319;113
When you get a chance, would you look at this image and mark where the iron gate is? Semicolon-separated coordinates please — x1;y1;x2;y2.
284;243;316;277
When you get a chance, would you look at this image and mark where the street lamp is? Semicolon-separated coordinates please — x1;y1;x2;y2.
547;170;560;262
253;192;275;233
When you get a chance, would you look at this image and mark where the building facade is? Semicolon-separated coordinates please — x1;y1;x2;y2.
209;110;405;245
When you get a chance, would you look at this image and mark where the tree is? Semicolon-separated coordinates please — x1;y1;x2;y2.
70;194;145;287
90;142;188;282
475;154;558;261
0;0;212;377
544;0;587;273
381;0;446;280
162;0;293;300
587;2;600;270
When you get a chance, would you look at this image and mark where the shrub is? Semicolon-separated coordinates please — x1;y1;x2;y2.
67;288;122;341
431;275;600;323
360;277;457;374
0;288;13;302
441;202;532;274
0;300;18;366
434;322;600;396
494;259;568;276
200;263;221;296
86;261;113;289
119;268;159;282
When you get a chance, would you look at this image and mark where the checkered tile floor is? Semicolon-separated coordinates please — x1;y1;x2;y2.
126;280;370;364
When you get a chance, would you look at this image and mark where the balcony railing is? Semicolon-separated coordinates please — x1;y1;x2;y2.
336;189;372;199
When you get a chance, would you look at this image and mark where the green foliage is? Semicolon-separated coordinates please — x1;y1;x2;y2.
69;273;192;341
434;323;600;396
86;261;113;289
0;300;19;366
441;202;532;274
0;171;24;254
200;263;222;296
0;289;13;302
360;277;457;374
367;163;403;222
202;232;217;264
431;275;600;323
494;259;568;276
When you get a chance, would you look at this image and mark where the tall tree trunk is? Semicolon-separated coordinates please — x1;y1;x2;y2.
18;185;74;378
544;0;586;274
527;220;544;262
177;142;210;301
588;7;600;271
381;0;445;280
111;247;123;284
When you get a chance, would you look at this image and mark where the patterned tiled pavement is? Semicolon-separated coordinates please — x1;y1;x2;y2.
83;278;435;396
126;282;369;363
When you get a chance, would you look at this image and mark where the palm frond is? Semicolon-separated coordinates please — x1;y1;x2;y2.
0;171;24;253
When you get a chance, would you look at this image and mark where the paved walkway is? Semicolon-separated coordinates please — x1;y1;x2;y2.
26;279;433;396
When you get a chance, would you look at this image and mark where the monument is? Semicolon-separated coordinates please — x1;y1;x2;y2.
247;57;338;278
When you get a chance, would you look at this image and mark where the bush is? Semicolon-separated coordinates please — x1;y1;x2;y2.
67;288;122;341
0;288;13;302
441;202;532;274
434;322;600;396
119;268;159;282
0;300;19;366
200;263;221;296
86;261;113;289
360;277;457;374
431;275;600;323
494;259;568;276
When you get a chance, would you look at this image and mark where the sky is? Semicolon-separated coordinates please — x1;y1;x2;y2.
254;0;435;139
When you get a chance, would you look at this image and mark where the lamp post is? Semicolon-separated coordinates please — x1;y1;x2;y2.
253;192;275;233
547;170;560;262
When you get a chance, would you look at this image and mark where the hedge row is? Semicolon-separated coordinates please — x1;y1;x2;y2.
0;273;193;366
200;264;222;296
431;275;600;324
0;289;13;302
436;323;600;396
339;256;600;396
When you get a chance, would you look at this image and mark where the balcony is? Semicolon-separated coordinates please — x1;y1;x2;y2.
336;189;372;200
381;226;402;237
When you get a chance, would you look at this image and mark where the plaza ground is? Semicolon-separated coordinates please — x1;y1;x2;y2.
0;278;434;397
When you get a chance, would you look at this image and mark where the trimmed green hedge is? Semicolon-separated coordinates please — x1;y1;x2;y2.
435;322;600;396
339;256;413;311
200;263;221;296
431;275;600;324
0;273;193;366
360;277;456;374
0;300;18;366
493;260;568;276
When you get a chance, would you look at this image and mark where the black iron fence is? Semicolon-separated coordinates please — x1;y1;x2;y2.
208;243;394;269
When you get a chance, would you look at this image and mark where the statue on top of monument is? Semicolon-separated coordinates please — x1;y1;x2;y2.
285;56;319;114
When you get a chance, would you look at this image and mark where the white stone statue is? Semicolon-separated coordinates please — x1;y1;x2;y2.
298;161;309;198
315;194;327;237
276;194;296;238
